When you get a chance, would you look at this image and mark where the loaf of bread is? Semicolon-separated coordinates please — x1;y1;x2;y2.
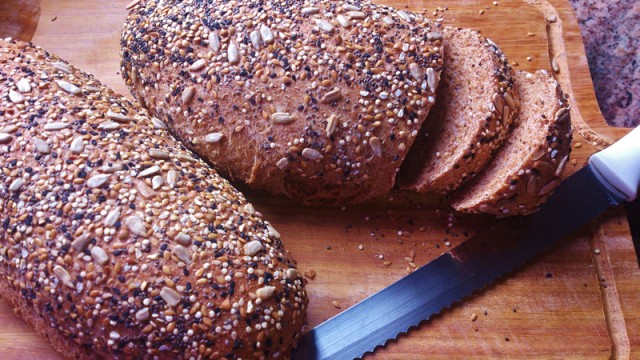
450;70;572;215
398;27;519;193
120;0;444;205
0;39;307;359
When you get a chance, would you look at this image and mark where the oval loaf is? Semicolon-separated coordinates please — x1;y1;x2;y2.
120;0;444;205
0;39;307;359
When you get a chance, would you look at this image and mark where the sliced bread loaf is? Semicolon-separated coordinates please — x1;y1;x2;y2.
398;27;519;193
450;70;572;216
120;0;444;206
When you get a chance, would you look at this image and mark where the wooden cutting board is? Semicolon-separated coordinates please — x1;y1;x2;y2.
1;0;639;358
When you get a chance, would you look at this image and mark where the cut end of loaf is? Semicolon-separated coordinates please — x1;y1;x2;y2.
398;27;517;193
450;70;572;216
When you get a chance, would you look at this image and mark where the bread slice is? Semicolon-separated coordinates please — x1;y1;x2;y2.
398;27;518;193
450;70;572;215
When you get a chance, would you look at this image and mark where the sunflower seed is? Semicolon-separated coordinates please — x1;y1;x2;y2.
369;137;382;157
8;90;24;103
243;240;263;256
56;80;82;95
409;62;423;80
227;42;239;65
34;138;51;154
175;153;195;162
205;132;224;143
138;165;161;178
250;30;261;49
160;287;181;307
167;170;178;188
17;78;31;93
267;223;280;239
336;14;351;28
87;174;110;188
347;11;366;20
175;232;191;245
135;308;149;321
125;215;147;237
427;32;443;41
256;286;276;300
104;208;121;227
0;134;12;144
397;10;412;22
276;157;289;170
527;175;538;194
321;88;342;103
502;105;511;124
137;181;154;198
503;92;515;109
325;114;338;137
125;0;140;10
51;62;71;74
315;18;334;33
555;155;569;177
91;246;109;265
209;32;220;53
551;57;560;73
301;148;323;161
71;234;92;252
70;137;84;154
181;86;195;105
539;180;558;196
151;117;166;129
189;59;206;72
555;107;569;122
148;149;170;160
101;163;123;173
426;67;437;93
9;178;24;191
301;7;320;15
98;121;121;131
54;265;74;288
1;125;18;133
382;16;395;25
173;244;191;264
344;4;360;11
260;25;274;44
152;175;163;190
271;112;294;124
44;122;69;131
106;109;133;122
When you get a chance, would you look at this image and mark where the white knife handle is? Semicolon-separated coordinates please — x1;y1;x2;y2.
589;126;640;201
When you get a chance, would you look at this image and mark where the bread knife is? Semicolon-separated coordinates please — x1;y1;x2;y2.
292;126;640;360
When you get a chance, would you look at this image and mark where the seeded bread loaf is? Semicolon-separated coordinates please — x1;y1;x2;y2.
450;70;572;216
0;39;307;359
120;0;444;206
398;27;519;193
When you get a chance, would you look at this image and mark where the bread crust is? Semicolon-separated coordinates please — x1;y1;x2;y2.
0;39;307;359
120;0;444;205
450;70;572;215
398;27;519;193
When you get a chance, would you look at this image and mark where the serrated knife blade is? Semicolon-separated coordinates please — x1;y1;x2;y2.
292;126;640;360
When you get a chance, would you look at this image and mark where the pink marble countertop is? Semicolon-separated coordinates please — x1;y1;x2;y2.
569;0;639;127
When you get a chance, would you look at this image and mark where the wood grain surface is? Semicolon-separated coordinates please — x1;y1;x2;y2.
1;0;638;359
